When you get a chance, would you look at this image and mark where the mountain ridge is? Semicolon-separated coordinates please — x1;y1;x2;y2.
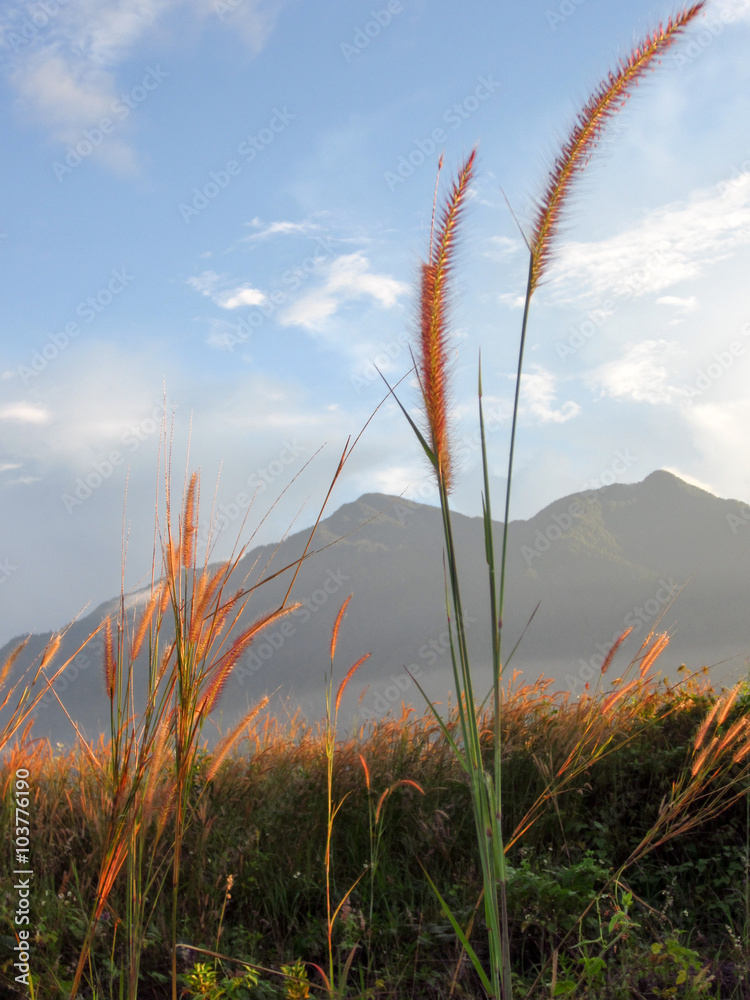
2;470;749;744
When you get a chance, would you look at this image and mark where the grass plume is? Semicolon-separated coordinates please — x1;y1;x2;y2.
418;148;476;492
529;2;706;294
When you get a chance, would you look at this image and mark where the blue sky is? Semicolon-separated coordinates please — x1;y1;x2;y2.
1;0;749;645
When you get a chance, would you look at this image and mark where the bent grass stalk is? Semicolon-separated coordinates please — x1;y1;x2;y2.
392;6;706;998
314;595;370;999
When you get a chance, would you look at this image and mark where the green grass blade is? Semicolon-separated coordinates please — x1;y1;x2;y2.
418;862;493;996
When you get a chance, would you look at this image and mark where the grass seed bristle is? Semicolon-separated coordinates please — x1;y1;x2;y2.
335;653;371;716
600;627;632;675
103;620;116;700
418;149;476;492
0;639;30;690
530;3;705;294
182;471;199;570
331;595;353;661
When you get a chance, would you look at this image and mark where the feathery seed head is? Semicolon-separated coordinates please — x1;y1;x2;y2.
331;595;353;661
335;652;371;716
600;627;632;675
418;149;476;492
103;619;116;700
131;587;163;663
40;634;62;671
182;471;199;570
529;4;705;294
0;638;29;690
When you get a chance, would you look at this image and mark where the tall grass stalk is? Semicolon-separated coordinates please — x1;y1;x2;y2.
390;6;706;997
317;595;370;998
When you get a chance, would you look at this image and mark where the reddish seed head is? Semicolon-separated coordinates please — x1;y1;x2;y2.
529;4;705;294
418;149;476;491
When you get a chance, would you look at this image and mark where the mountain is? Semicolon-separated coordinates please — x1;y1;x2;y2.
2;470;749;746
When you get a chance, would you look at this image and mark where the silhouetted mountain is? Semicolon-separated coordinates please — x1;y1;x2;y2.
2;471;749;746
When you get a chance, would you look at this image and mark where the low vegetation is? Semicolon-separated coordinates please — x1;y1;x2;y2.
1;660;750;998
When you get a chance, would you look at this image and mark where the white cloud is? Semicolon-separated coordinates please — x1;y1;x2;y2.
486;235;523;260
280;252;408;331
1;0;279;169
0;462;22;472
678;400;750;502
217;286;266;309
188;271;223;296
7;475;42;486
546;173;750;304
188;271;266;310
519;366;580;424
656;295;698;313
724;0;750;22
588;339;686;405
243;218;321;241
0;403;51;424
498;292;526;309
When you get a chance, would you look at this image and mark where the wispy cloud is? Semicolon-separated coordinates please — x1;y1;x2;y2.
1;0;279;169
0;403;51;424
547;174;750;304
656;295;698;312
520;366;580;424
279;252;408;330
242;218;323;241
486;235;524;261
188;271;266;310
588;339;686;406
724;0;750;21
217;287;266;309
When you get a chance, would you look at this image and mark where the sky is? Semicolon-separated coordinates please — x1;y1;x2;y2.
1;0;750;646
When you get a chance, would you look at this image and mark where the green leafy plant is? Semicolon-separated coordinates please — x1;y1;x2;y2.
280;959;310;1000
184;959;260;999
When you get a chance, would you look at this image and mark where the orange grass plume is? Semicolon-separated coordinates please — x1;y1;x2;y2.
529;3;705;294
418;149;476;492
